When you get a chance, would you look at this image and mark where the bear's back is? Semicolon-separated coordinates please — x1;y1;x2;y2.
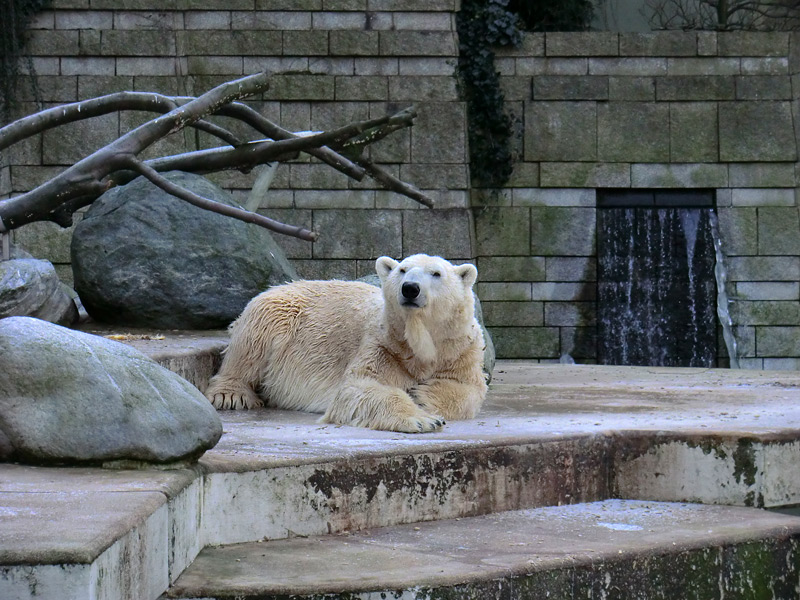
249;279;384;411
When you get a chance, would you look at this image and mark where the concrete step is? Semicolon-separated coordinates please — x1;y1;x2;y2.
76;326;228;391
165;499;800;600
5;331;800;599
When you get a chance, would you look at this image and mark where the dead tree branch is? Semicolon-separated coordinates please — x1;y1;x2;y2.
0;91;244;150
125;157;318;241
0;72;434;239
0;72;269;232
645;0;800;30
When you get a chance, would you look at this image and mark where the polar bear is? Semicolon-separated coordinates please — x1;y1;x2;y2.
205;254;487;433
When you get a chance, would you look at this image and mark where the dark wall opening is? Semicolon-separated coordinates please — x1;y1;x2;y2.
596;189;717;367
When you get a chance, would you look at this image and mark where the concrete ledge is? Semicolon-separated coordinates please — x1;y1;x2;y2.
200;436;611;547
0;466;199;599
77;327;228;392
4;331;800;599
166;500;800;599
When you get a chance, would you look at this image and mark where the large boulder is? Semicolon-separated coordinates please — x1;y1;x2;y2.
71;171;297;329
0;316;222;465
0;258;78;326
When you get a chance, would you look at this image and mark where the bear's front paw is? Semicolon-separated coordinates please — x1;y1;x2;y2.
207;388;263;410
409;386;439;414
398;413;446;434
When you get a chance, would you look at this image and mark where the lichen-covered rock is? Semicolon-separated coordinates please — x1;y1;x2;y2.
71;171;297;329
0;258;78;326
0;316;222;465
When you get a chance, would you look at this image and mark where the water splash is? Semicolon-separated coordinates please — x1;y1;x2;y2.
680;210;702;361
709;210;740;369
245;162;278;212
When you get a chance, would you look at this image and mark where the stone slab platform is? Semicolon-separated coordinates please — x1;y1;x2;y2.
76;325;228;391
3;330;800;599
204;360;800;469
166;499;800;600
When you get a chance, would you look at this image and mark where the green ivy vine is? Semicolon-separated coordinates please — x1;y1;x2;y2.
1;0;51;123
457;0;595;189
456;0;522;189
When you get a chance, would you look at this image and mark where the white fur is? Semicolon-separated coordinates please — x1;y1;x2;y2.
205;254;487;433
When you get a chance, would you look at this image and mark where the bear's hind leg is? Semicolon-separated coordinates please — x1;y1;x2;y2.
322;378;445;433
205;305;274;410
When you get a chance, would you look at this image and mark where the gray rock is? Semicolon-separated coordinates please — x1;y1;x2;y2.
0;316;222;465
358;274;496;382
472;291;496;382
0;258;78;326
71;171;297;329
9;245;33;259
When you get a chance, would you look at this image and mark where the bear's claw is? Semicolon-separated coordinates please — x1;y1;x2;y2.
208;389;263;410
399;413;445;433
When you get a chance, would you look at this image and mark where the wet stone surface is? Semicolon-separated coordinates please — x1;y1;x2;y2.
166;499;800;600
4;332;800;599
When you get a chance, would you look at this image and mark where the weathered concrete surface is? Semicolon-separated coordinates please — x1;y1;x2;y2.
0;465;199;600
204;362;800;468
200;437;611;547
166;499;800;600
0;465;196;564
78;325;228;392
199;360;800;513
4;336;800;599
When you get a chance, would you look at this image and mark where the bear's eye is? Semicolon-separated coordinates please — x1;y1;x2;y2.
399;268;406;274
431;271;441;278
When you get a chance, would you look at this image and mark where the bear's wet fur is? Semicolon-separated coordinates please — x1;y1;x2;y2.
205;254;487;433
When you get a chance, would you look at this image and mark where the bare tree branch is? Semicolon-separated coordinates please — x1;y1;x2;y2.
356;158;434;208
0;91;244;151
210;101;367;180
1;72;270;231
0;72;434;240
214;102;434;205
106;108;426;192
0;91;367;182
646;0;800;30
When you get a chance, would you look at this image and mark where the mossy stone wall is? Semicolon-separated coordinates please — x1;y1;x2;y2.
3;6;800;367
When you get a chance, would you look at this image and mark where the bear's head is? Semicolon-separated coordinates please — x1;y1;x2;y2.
375;254;478;363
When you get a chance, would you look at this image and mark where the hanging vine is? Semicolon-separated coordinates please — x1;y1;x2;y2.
1;0;51;123
457;0;595;189
456;0;522;189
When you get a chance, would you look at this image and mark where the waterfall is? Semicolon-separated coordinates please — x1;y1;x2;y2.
597;207;717;367
679;209;702;363
709;210;740;369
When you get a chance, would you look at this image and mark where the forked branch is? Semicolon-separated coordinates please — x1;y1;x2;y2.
0;72;434;239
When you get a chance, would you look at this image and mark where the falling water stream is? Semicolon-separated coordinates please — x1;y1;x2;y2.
709;210;740;368
597;207;719;367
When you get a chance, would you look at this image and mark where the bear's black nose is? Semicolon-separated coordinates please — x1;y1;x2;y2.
402;282;420;299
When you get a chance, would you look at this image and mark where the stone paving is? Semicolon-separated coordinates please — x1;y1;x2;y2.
168;500;800;599
2;333;800;598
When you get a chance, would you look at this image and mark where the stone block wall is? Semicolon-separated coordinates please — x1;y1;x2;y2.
4;5;800;368
5;0;470;285
481;30;800;368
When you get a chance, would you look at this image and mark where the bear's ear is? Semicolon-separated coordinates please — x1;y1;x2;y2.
376;256;399;281
455;263;478;288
